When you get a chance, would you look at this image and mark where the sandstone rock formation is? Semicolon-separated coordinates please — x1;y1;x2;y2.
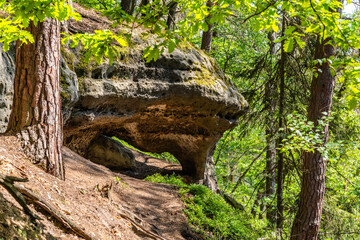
87;134;135;169
0;44;15;132
0;4;248;184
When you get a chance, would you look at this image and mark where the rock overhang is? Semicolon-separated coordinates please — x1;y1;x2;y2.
63;51;248;179
0;3;249;181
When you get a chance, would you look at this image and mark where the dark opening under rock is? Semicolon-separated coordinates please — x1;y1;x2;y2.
86;134;135;169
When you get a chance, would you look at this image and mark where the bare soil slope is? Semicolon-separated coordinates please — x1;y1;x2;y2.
0;135;199;240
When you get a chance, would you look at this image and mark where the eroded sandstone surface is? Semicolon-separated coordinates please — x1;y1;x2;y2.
0;44;14;132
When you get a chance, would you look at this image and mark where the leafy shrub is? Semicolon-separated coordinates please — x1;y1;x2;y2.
184;184;266;239
145;174;270;239
112;137;179;163
144;173;187;188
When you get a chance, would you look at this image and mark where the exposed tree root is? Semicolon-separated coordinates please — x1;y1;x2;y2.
14;184;97;240
112;202;169;240
0;173;40;221
0;173;95;240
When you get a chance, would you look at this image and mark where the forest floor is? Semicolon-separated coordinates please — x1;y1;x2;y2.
0;135;200;240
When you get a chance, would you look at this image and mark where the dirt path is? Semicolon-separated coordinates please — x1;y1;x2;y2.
0;135;200;240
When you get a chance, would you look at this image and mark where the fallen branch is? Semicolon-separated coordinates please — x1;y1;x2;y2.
222;192;245;211
14;184;96;240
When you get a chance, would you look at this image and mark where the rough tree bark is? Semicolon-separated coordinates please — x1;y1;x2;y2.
201;1;215;53
6;19;64;180
290;37;336;240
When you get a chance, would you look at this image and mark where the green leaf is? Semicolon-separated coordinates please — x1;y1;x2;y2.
284;38;294;52
348;97;358;109
115;35;128;47
168;40;176;53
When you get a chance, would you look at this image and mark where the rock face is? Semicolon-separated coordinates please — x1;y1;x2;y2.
0;5;248;182
60;56;79;123
86;134;135;169
0;44;15;132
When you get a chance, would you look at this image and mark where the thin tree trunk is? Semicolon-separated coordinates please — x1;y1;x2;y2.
201;1;215;53
7;19;64;180
166;1;178;30
290;37;336;240
264;31;277;225
121;0;136;15
203;143;220;193
276;16;286;236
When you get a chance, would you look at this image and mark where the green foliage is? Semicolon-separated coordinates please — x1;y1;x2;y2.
280;111;333;159
337;59;360;109
102;0;242;62
7;0;80;27
74;0;118;10
0;18;34;51
145;173;271;239
210;9;267;76
183;185;268;239
144;173;188;188
320;196;360;239
0;0;80;51
112;137;179;164
62;30;128;65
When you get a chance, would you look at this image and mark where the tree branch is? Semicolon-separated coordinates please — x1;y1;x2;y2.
231;147;266;194
241;1;277;24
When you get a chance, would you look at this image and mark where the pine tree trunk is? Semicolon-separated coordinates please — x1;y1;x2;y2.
290;37;336;240
7;19;64;180
201;1;214;53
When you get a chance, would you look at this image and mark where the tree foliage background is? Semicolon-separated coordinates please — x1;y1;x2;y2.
1;0;360;239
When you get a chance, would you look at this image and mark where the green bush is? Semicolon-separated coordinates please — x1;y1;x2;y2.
145;174;271;239
112;137;179;163
144;173;187;188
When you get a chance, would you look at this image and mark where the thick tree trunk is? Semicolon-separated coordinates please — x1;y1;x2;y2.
7;19;64;180
201;1;215;53
290;38;336;240
166;1;178;30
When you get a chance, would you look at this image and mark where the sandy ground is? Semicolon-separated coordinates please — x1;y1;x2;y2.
0;135;200;240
